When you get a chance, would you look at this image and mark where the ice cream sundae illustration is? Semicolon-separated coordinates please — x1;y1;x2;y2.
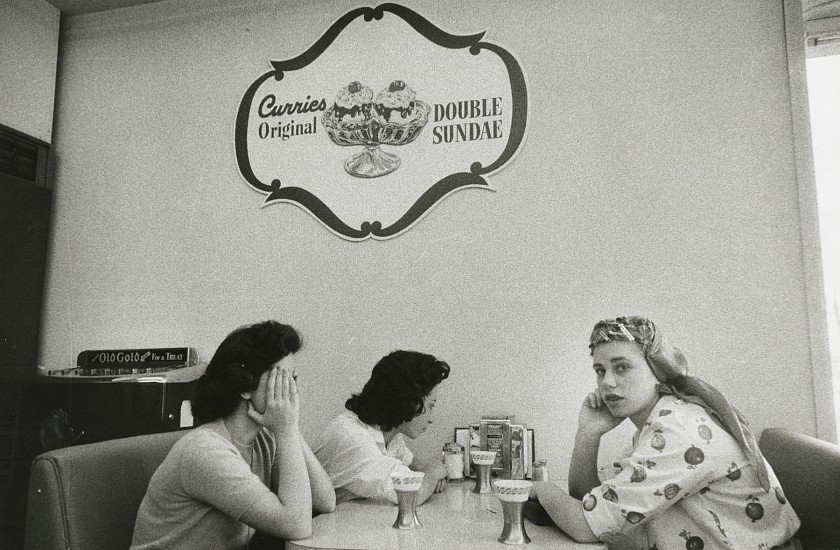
323;80;430;178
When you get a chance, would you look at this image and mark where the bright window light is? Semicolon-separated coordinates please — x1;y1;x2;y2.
806;52;840;437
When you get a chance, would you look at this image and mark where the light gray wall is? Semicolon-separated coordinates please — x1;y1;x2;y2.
0;0;59;142
42;0;832;478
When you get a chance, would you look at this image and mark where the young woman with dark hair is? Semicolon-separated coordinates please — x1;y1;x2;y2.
313;350;451;505
130;321;335;550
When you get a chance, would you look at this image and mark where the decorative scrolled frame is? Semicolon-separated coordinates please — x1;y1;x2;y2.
235;3;527;240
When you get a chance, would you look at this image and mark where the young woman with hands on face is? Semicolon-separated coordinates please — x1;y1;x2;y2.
130;321;335;550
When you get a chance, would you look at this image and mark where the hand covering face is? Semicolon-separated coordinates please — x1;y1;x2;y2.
590;316;771;492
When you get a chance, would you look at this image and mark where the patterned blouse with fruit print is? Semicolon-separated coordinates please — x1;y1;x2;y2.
582;394;801;550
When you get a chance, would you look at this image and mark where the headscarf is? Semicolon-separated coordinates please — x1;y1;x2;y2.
589;316;771;492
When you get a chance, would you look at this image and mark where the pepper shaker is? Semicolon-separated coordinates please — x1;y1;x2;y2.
532;459;548;482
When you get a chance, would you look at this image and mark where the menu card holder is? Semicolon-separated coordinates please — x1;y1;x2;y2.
454;425;535;479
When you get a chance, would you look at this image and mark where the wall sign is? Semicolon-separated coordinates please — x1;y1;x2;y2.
235;3;527;240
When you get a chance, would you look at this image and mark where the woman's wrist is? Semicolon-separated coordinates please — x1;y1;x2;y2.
575;428;605;444
529;480;547;500
271;423;300;438
422;459;447;480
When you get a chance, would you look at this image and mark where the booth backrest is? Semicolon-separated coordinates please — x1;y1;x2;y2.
24;429;186;550
759;427;840;550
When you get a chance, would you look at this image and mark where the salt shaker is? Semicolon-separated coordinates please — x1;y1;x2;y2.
443;443;464;480
532;459;548;482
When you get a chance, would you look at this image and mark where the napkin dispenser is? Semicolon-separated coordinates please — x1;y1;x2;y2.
454;416;534;480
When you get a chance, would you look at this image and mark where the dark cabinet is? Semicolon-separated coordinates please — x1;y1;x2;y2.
17;379;198;456
0;123;53;549
0;123;51;368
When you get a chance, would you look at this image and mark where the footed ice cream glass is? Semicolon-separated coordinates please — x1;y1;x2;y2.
469;450;497;494
390;471;425;529
493;480;533;545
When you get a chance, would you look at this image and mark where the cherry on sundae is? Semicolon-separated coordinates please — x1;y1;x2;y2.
332;81;373;126
373;80;418;124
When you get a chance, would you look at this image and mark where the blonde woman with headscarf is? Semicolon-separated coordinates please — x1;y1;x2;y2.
529;316;801;549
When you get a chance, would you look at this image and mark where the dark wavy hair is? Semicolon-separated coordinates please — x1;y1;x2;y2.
345;350;450;432
191;321;301;425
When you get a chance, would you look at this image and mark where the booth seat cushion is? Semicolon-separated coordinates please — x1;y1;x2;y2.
759;427;840;550
24;430;186;550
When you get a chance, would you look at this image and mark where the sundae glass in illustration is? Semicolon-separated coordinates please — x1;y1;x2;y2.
323;80;430;178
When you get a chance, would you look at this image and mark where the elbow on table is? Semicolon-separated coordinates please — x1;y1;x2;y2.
282;517;313;541
563;517;601;544
266;508;314;541
293;522;313;541
567;487;587;501
568;528;601;544
319;491;337;514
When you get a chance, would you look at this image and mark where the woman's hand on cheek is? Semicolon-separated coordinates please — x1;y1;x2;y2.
577;389;623;437
247;367;300;436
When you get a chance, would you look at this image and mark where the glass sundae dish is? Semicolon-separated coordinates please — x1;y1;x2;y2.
323;80;430;178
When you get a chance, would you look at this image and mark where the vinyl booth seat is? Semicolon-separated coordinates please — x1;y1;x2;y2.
24;430;186;550
759;428;840;550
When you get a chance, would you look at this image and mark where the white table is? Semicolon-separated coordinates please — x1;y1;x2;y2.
288;480;606;549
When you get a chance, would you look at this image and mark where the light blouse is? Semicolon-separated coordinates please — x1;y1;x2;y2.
583;395;801;550
313;411;413;504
